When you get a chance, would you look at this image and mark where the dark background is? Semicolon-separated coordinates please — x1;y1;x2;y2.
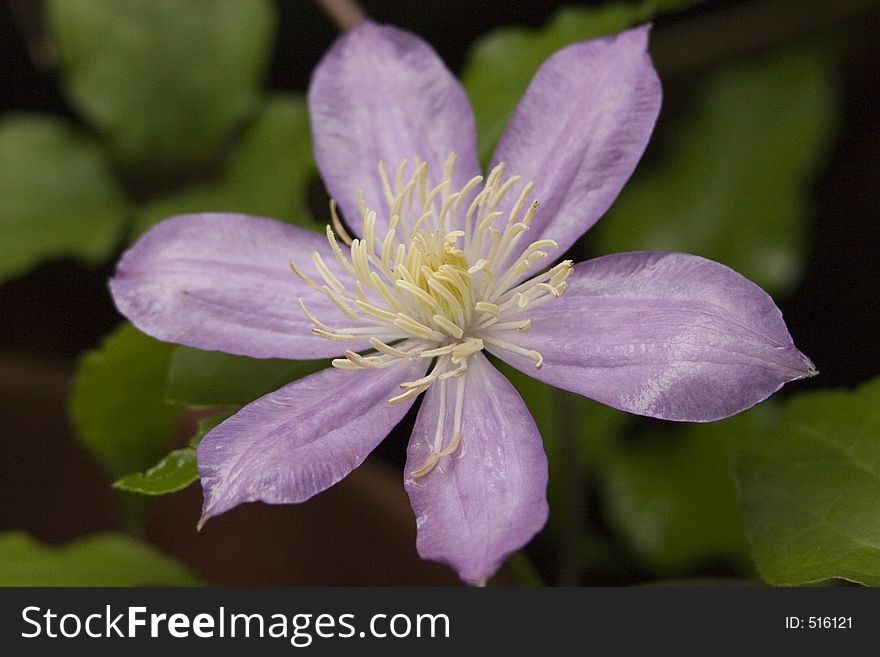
1;0;879;585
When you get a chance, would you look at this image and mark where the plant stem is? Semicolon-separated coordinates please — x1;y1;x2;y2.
652;0;880;76
556;391;585;586
7;0;56;71
313;0;367;31
507;550;546;587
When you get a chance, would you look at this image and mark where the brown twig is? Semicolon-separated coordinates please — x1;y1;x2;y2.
652;0;880;76
556;391;586;586
6;0;56;71
313;0;367;31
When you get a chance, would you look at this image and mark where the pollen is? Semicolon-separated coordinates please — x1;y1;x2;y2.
289;153;572;476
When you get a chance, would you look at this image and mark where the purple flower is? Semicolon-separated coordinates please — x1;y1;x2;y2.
110;22;815;585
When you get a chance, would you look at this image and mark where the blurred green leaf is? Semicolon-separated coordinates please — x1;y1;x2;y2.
71;323;179;477
0;531;201;586
114;414;229;495
601;423;752;576
733;377;880;586
226;95;316;222
132;184;230;239
133;95;318;237
462;0;702;163
167;346;324;407
596;45;838;296
0;115;127;283
46;0;275;164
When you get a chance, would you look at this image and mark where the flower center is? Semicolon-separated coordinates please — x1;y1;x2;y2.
290;154;572;476
399;229;475;337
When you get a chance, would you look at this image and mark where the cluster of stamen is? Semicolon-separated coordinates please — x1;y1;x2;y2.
290;153;572;476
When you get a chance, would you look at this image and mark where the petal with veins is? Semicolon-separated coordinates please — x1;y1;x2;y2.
110;213;364;360
490;26;661;258
309;21;480;235
404;352;548;585
488;252;816;422
198;357;427;526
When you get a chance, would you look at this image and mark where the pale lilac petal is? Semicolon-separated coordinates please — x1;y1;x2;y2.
404;352;548;585
110;213;366;359
198;358;426;526
487;252;815;422
491;26;661;256
309;21;480;234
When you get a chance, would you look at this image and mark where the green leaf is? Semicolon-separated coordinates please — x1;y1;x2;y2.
167;346;324;407
0;531;201;586
462;1;702;163
601;423;752;575
733;378;880;586
71;323;179;477
132;184;231;239
188;413;231;448
595;44;838;296
46;0;276;165
133;95;319;237
114;413;229;495
113;449;197;495
0;115;128;282
226;95;316;223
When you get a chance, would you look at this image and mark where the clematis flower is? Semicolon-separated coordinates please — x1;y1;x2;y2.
110;21;815;585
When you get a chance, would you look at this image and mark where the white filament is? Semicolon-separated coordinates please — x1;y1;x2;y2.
290;154;572;476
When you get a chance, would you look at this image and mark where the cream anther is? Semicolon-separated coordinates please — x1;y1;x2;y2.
289;154;573;427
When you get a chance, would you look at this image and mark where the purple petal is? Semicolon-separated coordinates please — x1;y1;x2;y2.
491;26;661;256
198;358;427;526
488;252;816;422
404;352;548;585
309;21;480;234
110;213;364;359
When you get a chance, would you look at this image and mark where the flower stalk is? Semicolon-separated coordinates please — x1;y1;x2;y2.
313;0;367;31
